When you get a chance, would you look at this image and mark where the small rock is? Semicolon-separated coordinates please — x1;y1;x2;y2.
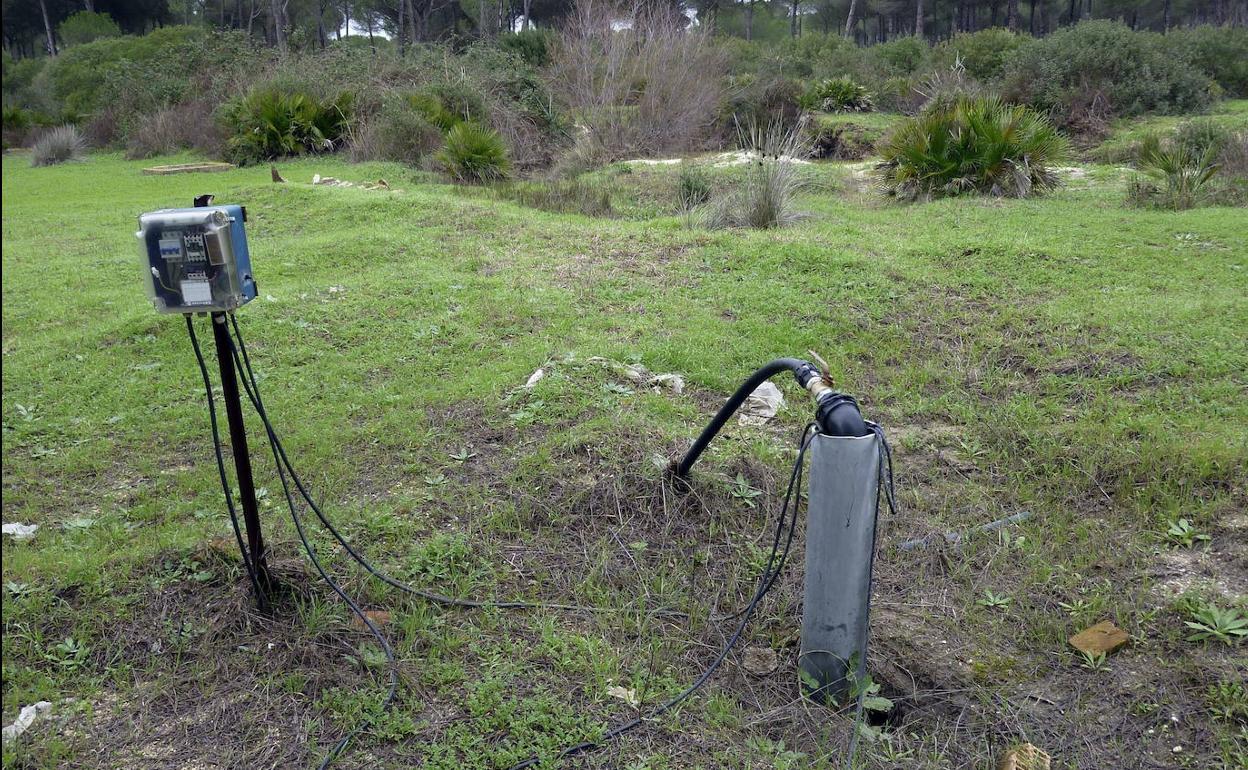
1069;620;1130;657
742;646;779;676
652;373;685;394
2;523;38;542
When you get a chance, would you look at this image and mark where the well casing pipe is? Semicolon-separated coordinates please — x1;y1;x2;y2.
799;431;880;701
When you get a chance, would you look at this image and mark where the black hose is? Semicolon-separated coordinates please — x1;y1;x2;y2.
672;358;813;480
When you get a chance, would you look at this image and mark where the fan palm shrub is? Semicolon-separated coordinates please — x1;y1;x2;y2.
436;122;510;183
221;89;353;165
1127;133;1221;210
801;77;874;113
876;95;1069;201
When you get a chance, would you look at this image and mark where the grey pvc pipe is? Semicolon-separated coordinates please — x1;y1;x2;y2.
799;431;881;702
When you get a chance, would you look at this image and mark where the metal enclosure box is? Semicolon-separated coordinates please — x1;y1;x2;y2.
137;205;255;313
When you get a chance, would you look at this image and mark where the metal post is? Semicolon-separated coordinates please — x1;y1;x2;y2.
799;431;880;702
210;311;273;606
194;194;271;608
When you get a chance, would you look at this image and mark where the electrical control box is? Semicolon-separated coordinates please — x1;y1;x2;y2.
137;205;256;314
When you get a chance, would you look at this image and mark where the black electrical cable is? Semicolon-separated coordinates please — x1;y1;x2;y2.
503;423;819;770
227;314;600;615
216;315;399;769
272;431;399;770
185;315;262;600
222;315;896;769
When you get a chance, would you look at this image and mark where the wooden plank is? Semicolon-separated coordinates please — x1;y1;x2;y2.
142;162;235;175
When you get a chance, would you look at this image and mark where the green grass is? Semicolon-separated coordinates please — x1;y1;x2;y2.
3;150;1246;768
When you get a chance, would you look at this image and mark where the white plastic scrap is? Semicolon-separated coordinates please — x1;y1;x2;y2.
606;684;640;707
1;523;38;541
738;381;784;426
2;701;52;744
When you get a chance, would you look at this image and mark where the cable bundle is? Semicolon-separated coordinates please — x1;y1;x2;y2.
186;314;895;769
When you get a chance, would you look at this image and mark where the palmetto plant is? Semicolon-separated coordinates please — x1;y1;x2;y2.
876;95;1069;201
222;89;353;165
436;122;510;183
801;77;874;113
1134;132;1221;210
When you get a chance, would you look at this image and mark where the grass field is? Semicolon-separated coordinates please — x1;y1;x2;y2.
2;145;1246;769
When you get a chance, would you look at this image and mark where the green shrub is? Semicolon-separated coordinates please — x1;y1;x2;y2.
351;99;443;166
869;36;930;77
47;26;203;115
933;28;1025;82
876;95;1070;201
1174;120;1232;161
436;122;510;183
2;56;47;108
677;163;712;210
57;11;122;47
30;125;86;166
1164;26;1248;97
499;30;554;67
806;116;886;160
220;88;353;165
1127;133;1222;210
1001;21;1213;131
801;77;873;113
2;106;34;148
409;83;488;133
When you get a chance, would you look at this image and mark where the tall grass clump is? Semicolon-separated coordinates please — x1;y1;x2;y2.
30;124;86;166
1126;133;1222;210
701;119;809;229
677;162;713;210
436;122;510;183
500;178;612;216
876;96;1069;201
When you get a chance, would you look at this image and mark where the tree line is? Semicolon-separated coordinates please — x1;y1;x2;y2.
4;0;1245;59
